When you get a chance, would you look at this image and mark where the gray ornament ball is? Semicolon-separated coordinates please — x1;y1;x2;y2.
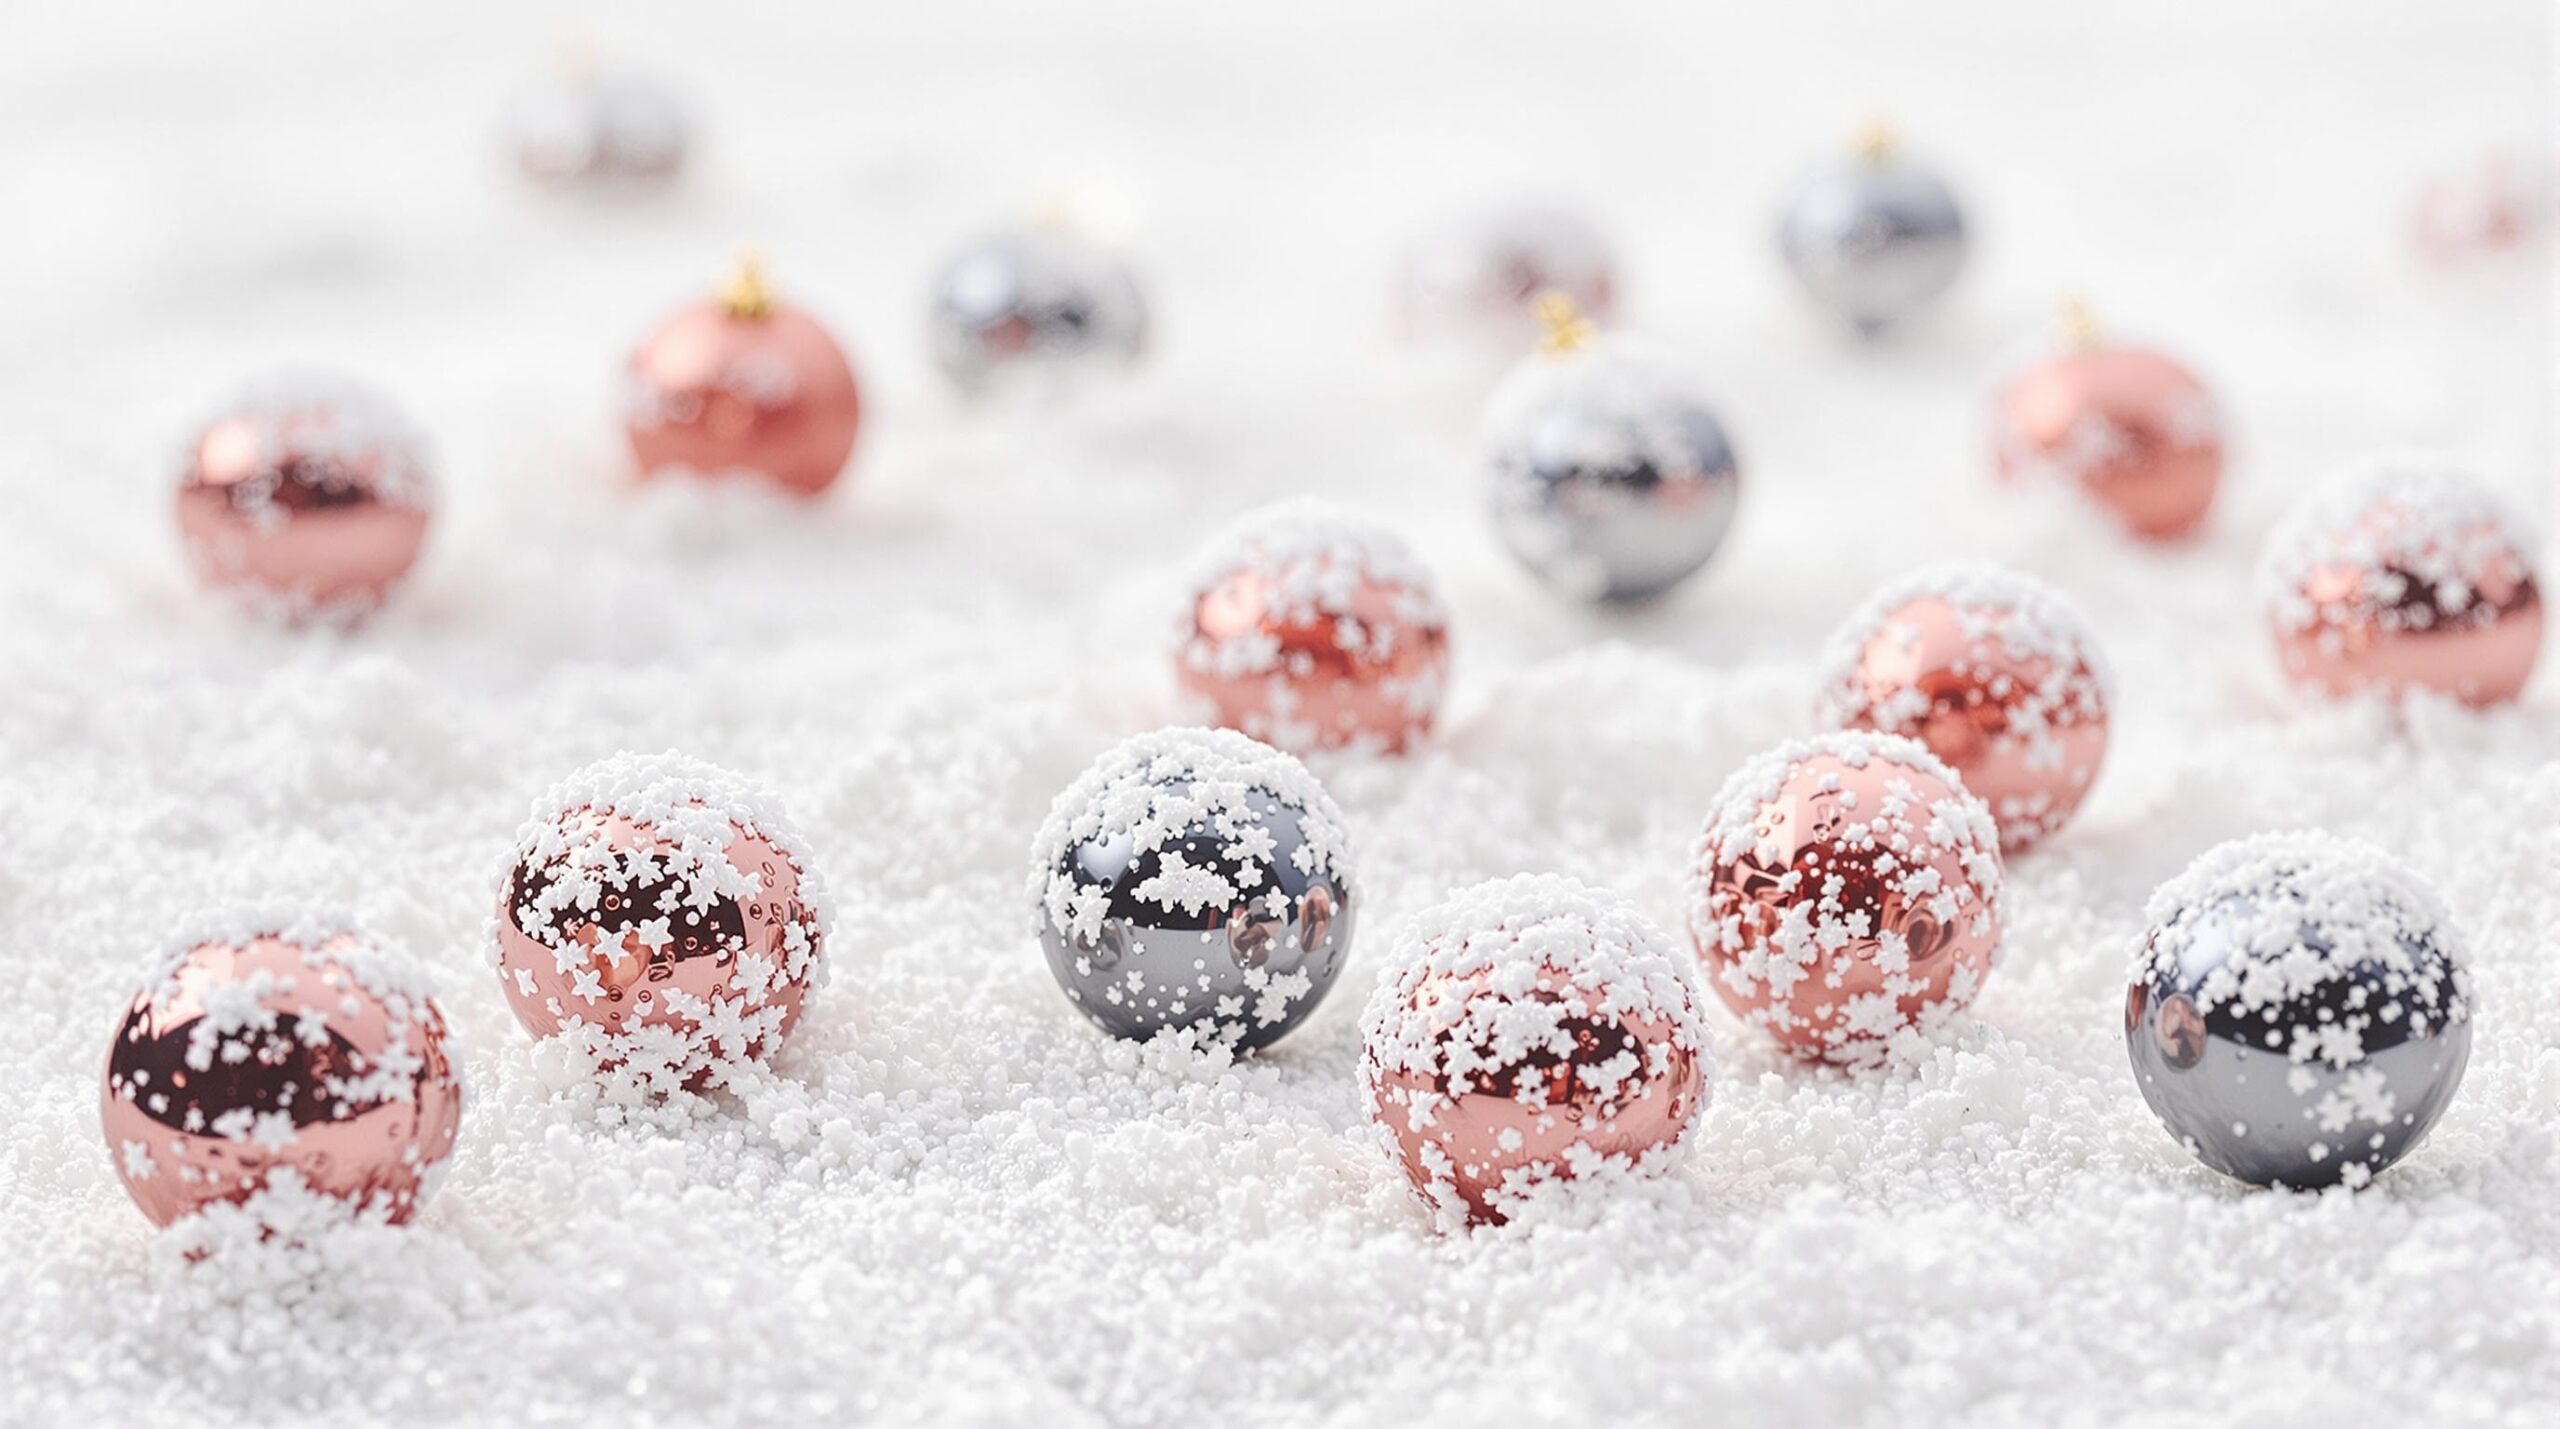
930;224;1147;400
1030;727;1356;1050
1480;320;1741;604
1777;140;1966;336
511;71;690;187
2125;831;2473;1190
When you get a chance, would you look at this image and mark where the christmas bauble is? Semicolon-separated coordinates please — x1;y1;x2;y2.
175;373;435;615
625;250;863;496
1360;874;1708;1229
1030;727;1356;1050
2411;147;2552;266
2126;832;2473;1190
1480;294;1742;603
1174;501;1453;754
1777;125;1967;336
1686;731;2004;1063
1395;201;1617;354
1815;562;2110;852
1993;307;2224;539
928;222;1147;400
2259;457;2542;707
511;66;689;187
490;750;832;1082
101;919;463;1228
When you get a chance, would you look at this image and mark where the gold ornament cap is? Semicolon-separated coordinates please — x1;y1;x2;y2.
1530;289;1596;355
719;245;776;320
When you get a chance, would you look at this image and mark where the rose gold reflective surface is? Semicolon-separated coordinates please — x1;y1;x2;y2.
2274;509;2542;707
100;934;462;1229
1996;345;2222;540
1178;567;1451;754
625;301;862;496
176;404;433;612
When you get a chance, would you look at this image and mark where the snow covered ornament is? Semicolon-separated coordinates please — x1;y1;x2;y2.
510;61;690;188
1360;875;1708;1230
928;219;1147;401
2259;456;2541;707
490;751;833;1086
1993;302;2223;540
1479;293;1742;604
1815;562;2110;853
2126;832;2473;1190
1394;200;1617;356
1030;727;1357;1051
101;919;463;1229
1777;120;1968;337
1685;731;2004;1063
174;372;436;617
1174;501;1452;755
625;248;863;496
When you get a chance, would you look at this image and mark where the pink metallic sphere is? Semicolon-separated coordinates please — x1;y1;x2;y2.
1395;202;1618;354
1687;732;2005;1063
1995;343;2224;540
625;262;861;496
1175;503;1452;755
1361;875;1708;1229
1816;563;2111;853
175;376;435;614
2261;459;2543;707
491;752;831;1081
101;925;463;1229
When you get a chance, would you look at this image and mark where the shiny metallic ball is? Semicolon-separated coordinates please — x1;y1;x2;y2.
1395;201;1617;355
2126;832;2473;1190
511;70;690;187
1030;727;1357;1050
929;224;1147;400
1481;333;1741;603
1778;151;1967;336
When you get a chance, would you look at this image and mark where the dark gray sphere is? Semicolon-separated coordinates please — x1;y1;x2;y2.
2126;833;2473;1190
1777;155;1967;336
1030;728;1355;1050
929;225;1146;400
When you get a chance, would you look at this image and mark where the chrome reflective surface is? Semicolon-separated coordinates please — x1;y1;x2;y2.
1486;369;1741;603
929;226;1147;400
1778;157;1967;336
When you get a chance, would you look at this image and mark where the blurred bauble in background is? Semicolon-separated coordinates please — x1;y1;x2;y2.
509;57;690;188
175;373;436;617
928;219;1147;401
1815;562;2110;852
624;249;863;496
1395;200;1617;355
1992;302;2224;540
2259;456;2542;707
2126;832;2473;1190
102;920;463;1229
1030;727;1357;1050
1479;293;1742;603
2409;145;2554;267
1777;122;1968;336
1174;500;1452;755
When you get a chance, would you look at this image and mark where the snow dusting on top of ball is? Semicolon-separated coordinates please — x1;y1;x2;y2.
1816;560;2113;714
1177;499;1449;639
1693;728;2002;879
189;370;438;511
2258;454;2538;636
133;914;446;1076
1478;333;1716;473
1030;726;1353;946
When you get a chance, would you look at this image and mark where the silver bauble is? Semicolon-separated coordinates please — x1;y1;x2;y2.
1030;728;1356;1050
1777;145;1966;336
1481;323;1741;603
2126;832;2473;1190
511;71;690;186
929;224;1147;400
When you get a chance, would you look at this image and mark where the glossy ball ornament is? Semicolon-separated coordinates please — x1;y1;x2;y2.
1816;562;2110;852
1686;731;2004;1063
1993;306;2225;540
490;750;833;1083
1030;727;1356;1050
1175;501;1452;755
1480;294;1742;603
929;222;1147;400
1777;124;1967;336
1395;201;1617;354
1361;875;1709;1229
175;374;435;615
2126;832;2473;1190
2259;457;2542;707
101;919;463;1229
625;250;863;496
510;64;689;187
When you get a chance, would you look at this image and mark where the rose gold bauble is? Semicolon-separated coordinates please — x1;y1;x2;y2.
2261;459;2542;706
1394;202;1618;353
1174;502;1452;755
101;924;463;1229
175;375;435;613
491;751;831;1080
624;252;861;496
1816;563;2110;852
2411;147;2552;265
1686;731;2004;1063
1994;310;2223;540
1360;875;1707;1229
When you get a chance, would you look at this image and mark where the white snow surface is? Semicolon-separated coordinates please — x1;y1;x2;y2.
0;3;2554;1426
